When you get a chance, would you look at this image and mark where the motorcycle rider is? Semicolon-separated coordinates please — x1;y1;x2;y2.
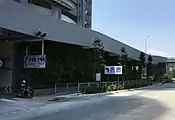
21;80;27;88
20;80;27;94
16;79;34;98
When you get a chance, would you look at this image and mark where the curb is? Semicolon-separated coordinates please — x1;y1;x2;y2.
54;92;114;99
73;84;159;97
36;83;161;101
127;83;160;91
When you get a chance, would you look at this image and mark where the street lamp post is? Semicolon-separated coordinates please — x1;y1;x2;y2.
145;36;150;84
145;36;150;56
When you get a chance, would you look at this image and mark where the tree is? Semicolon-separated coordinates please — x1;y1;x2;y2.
92;37;105;79
148;54;152;63
139;52;145;67
147;54;153;81
120;47;129;81
120;47;128;65
139;52;146;79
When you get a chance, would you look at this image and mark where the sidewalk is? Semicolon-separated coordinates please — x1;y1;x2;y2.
33;83;158;102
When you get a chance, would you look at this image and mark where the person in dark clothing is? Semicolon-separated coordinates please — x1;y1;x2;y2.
21;80;27;88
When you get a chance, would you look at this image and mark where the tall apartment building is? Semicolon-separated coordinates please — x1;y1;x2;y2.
13;0;92;28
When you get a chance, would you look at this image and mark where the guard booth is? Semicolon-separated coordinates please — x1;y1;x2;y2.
0;28;45;93
0;40;13;93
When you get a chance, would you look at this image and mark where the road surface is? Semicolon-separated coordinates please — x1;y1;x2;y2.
26;83;175;120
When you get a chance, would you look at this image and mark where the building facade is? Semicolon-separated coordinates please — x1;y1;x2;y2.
13;0;92;28
0;0;167;93
166;58;175;73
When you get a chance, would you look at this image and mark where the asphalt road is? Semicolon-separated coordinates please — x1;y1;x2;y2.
28;83;175;120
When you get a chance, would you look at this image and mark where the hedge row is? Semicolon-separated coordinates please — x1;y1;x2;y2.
82;82;150;94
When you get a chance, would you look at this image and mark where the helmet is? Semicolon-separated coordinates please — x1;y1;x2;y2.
22;80;26;83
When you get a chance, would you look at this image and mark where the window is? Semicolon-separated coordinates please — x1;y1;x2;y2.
28;0;51;9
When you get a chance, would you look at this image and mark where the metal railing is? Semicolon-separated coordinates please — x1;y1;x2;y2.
54;83;78;95
77;80;148;93
34;80;148;96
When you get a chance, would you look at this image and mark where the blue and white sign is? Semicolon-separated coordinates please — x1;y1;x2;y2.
24;55;46;68
105;66;122;75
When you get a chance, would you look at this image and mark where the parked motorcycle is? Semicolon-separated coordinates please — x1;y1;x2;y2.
16;85;34;99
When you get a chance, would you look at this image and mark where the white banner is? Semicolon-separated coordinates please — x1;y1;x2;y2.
24;55;46;68
105;66;122;75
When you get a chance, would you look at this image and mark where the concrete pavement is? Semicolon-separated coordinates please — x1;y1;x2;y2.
0;83;175;120
28;83;175;120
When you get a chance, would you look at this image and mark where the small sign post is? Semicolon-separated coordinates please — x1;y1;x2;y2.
104;66;123;84
96;73;101;82
104;66;122;75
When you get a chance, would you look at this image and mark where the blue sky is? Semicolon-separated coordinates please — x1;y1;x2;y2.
92;0;175;57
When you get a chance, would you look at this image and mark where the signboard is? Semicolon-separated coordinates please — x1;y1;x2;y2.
96;73;101;81
24;55;46;68
105;66;122;75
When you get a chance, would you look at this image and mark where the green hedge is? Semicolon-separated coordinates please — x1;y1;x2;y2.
82;81;149;94
161;74;173;83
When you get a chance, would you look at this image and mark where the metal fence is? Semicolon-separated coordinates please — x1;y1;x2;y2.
34;80;148;96
54;83;78;95
34;83;78;96
77;80;148;93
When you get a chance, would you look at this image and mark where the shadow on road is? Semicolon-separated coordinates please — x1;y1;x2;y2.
143;83;175;91
29;95;169;120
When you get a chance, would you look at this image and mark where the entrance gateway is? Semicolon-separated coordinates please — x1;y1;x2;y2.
0;40;13;93
0;29;47;93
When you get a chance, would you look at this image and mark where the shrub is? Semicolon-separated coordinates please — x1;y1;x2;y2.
83;84;107;94
161;74;172;83
106;84;117;91
123;83;131;89
82;80;150;94
85;85;100;94
118;84;124;90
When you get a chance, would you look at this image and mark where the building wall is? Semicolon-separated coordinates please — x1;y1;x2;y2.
29;4;76;24
77;0;92;28
0;40;13;92
167;62;175;72
12;0;92;28
0;0;167;63
165;58;175;72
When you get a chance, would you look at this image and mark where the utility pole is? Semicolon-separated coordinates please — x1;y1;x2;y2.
145;36;150;84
